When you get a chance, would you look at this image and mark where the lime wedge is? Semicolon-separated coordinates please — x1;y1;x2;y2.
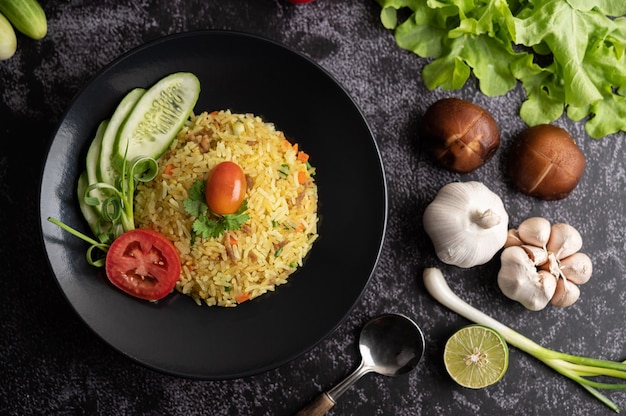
114;72;200;167
443;324;509;389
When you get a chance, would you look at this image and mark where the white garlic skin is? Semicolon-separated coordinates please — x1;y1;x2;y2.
546;223;583;259
543;252;593;285
520;244;548;266
505;228;522;248
423;181;509;268
497;246;557;311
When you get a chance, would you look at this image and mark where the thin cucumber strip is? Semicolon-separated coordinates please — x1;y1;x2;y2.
85;120;108;214
77;171;101;237
97;87;145;186
114;72;200;168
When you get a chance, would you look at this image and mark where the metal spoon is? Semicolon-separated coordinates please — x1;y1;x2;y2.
296;313;426;416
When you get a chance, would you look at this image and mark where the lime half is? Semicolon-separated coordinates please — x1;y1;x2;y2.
443;325;509;389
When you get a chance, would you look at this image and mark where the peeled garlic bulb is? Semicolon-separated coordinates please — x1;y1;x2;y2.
423;181;509;268
498;217;592;310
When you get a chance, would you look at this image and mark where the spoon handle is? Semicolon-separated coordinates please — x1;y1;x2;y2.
294;392;335;416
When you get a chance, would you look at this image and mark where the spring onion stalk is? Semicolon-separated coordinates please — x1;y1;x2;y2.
83;156;158;239
117;155;158;232
48;156;158;266
47;217;109;267
423;267;626;413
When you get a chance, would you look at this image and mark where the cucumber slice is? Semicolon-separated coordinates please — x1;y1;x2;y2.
114;72;200;167
98;87;145;186
85;120;108;214
77;171;101;237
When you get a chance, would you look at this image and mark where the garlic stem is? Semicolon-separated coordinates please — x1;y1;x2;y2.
423;267;626;413
423;267;539;352
472;208;501;229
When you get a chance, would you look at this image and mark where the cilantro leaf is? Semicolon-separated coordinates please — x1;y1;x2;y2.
183;180;250;239
222;200;250;230
192;215;226;239
183;180;208;217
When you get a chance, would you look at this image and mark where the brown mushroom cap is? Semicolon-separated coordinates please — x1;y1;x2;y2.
421;97;500;173
507;124;586;200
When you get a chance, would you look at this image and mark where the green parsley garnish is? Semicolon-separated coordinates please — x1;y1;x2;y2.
183;180;250;239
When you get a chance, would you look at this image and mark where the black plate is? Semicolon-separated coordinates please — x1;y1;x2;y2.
39;31;387;379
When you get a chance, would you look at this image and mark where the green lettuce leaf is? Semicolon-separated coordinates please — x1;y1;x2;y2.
375;0;626;139
513;0;611;107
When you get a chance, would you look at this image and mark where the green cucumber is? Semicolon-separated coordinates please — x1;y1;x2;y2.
85;120;108;214
77;172;101;237
0;13;16;61
0;0;47;40
114;72;200;168
97;87;145;186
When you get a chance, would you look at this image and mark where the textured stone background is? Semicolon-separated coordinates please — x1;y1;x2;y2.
2;1;626;415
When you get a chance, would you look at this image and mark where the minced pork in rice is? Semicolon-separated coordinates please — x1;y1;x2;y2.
134;110;319;307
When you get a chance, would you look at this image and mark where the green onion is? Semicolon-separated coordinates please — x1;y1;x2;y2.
278;164;290;178
423;267;626;413
47;217;109;266
48;153;158;261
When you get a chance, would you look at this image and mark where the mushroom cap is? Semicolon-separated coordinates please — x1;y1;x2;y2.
507;124;586;200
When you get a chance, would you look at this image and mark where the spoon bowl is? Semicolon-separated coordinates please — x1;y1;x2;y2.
296;313;425;416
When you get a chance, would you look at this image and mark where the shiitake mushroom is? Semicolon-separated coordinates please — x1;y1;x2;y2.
507;124;586;200
421;97;500;173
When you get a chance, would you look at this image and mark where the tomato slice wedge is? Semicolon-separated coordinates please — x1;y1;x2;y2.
105;228;181;301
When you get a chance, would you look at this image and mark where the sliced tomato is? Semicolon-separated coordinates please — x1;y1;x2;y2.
105;228;181;301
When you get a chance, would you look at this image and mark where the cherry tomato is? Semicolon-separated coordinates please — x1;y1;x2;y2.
105;228;181;301
205;161;247;215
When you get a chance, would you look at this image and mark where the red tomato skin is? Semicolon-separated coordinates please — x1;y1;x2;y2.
205;161;247;215
105;228;181;301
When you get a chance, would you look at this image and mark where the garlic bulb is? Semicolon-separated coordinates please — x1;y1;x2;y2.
497;217;592;310
423;181;509;268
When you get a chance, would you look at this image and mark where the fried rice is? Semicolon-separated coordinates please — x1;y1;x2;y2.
134;110;319;306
